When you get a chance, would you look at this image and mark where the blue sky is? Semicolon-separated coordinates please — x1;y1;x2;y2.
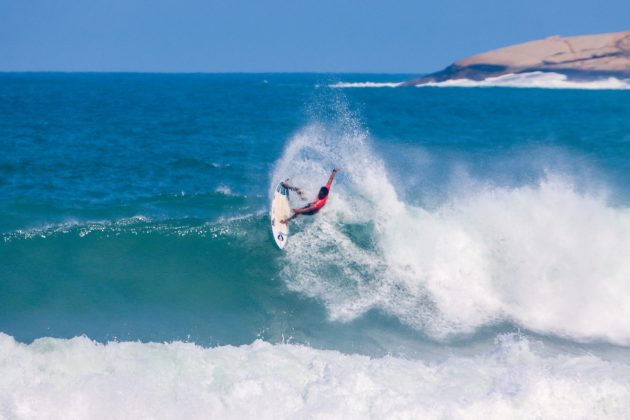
1;0;628;73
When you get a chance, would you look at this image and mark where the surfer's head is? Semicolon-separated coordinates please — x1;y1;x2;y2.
318;186;329;199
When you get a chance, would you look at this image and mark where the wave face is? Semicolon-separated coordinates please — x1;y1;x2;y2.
2;332;630;419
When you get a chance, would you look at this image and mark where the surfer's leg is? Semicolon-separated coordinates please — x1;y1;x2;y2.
282;206;319;223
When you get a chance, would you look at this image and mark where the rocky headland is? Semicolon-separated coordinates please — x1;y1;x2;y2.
406;31;630;85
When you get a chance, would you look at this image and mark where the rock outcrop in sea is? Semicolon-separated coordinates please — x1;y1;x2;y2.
406;31;630;85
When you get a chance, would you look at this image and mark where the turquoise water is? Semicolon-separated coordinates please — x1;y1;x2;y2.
2;73;630;417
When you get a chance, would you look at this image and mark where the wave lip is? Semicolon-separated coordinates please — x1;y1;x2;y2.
1;333;630;419
419;72;630;90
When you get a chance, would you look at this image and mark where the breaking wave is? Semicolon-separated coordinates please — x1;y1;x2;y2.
421;72;630;90
272;112;630;345
328;72;630;90
328;82;403;88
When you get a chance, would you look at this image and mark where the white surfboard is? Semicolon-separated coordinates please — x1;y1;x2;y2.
270;182;291;249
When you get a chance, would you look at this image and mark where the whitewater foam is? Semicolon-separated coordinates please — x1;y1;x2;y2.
421;72;630;90
328;72;630;90
328;82;403;88
1;332;629;419
215;184;236;196
272;116;630;345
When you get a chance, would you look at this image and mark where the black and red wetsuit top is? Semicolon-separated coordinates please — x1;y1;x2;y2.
302;180;332;215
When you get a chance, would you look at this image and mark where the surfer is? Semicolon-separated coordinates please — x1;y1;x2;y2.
280;168;340;224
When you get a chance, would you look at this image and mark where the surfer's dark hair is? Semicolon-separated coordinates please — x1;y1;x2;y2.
318;186;329;199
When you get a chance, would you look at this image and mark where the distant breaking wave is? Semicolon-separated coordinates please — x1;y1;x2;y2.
329;72;630;90
328;82;403;88
422;72;630;90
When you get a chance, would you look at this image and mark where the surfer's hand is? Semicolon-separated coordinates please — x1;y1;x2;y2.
333;167;341;173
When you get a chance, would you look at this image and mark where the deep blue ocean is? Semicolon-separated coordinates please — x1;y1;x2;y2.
2;73;630;418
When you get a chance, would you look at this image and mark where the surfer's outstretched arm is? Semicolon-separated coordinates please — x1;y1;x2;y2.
326;168;340;188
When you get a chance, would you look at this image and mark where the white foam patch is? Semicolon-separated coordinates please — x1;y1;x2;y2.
272;116;630;345
421;72;630;90
327;73;630;90
215;184;235;196
1;333;629;419
328;82;403;88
